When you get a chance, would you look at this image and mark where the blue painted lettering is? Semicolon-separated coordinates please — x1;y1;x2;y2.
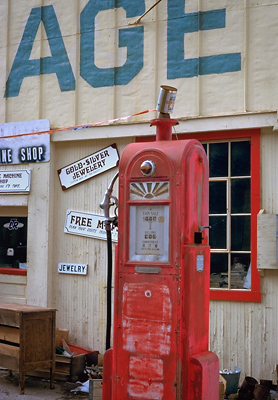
4;2;242;98
4;6;75;98
80;0;144;87
167;1;241;78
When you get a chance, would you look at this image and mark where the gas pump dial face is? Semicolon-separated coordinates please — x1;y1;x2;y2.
129;204;169;262
129;181;170;262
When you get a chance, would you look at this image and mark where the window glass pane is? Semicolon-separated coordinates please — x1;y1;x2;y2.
209;181;226;214
210;253;228;288
202;143;207;154
231;141;250;176
209;143;228;177
231;179;250;213
231;253;251;289
231;216;250;251
0;217;28;268
209;216;227;249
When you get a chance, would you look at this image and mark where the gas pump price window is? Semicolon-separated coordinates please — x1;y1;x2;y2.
128;181;170;263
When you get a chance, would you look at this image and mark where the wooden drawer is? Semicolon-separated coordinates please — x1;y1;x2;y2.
0;342;20;370
0;325;20;343
27;353;86;382
0;309;20;327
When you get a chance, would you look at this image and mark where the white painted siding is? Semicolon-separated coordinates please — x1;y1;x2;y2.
1;1;278;124
210;272;278;382
51;138;131;350
0;274;27;304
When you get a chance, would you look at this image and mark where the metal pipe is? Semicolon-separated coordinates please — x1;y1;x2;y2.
99;172;119;350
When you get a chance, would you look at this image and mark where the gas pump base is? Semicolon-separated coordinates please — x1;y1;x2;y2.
102;349;113;400
188;351;219;400
103;351;219;400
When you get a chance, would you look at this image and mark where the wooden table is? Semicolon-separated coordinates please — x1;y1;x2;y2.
0;302;56;394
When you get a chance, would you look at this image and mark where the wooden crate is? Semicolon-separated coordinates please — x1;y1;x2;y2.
27;353;86;382
89;379;103;400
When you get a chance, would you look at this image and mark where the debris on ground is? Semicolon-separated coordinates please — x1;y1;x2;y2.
220;367;278;400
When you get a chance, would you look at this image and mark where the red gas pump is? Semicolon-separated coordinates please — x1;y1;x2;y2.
102;87;219;400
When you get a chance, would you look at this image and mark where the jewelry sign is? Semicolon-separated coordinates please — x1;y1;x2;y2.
57;262;87;275
64;210;118;242
58;144;119;190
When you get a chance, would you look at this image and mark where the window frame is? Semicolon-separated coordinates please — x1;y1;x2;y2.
0;268;26;276
0;209;28;277
136;128;261;302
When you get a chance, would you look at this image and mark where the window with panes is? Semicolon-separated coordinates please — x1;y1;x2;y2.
204;140;251;290
184;129;261;302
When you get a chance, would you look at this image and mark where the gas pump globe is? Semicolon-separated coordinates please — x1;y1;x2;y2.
102;87;219;400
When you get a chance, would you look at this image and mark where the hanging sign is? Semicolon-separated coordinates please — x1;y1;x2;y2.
64;210;118;242
57;262;88;275
0;133;50;165
0;169;31;193
58;144;119;190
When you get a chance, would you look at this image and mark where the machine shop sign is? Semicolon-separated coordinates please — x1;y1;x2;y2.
64;210;118;242
58;144;119;190
0;133;50;165
58;262;87;276
0;169;31;193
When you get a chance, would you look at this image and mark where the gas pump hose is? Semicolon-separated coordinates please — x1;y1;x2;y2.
105;228;112;351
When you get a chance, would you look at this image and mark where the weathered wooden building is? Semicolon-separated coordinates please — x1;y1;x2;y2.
1;0;278;383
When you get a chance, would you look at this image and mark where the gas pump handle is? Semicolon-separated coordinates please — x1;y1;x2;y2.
200;226;211;231
110;195;118;210
99;172;119;229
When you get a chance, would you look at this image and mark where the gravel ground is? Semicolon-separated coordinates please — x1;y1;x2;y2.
0;368;89;400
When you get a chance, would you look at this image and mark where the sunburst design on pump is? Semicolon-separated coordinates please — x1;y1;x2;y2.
130;181;169;200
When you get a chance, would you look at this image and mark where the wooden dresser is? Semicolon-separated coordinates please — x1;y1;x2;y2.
0;302;56;394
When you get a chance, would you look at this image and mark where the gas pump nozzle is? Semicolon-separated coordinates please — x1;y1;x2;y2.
100;171;119;231
194;226;211;244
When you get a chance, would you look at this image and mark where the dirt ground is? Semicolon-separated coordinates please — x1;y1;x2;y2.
0;368;89;400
